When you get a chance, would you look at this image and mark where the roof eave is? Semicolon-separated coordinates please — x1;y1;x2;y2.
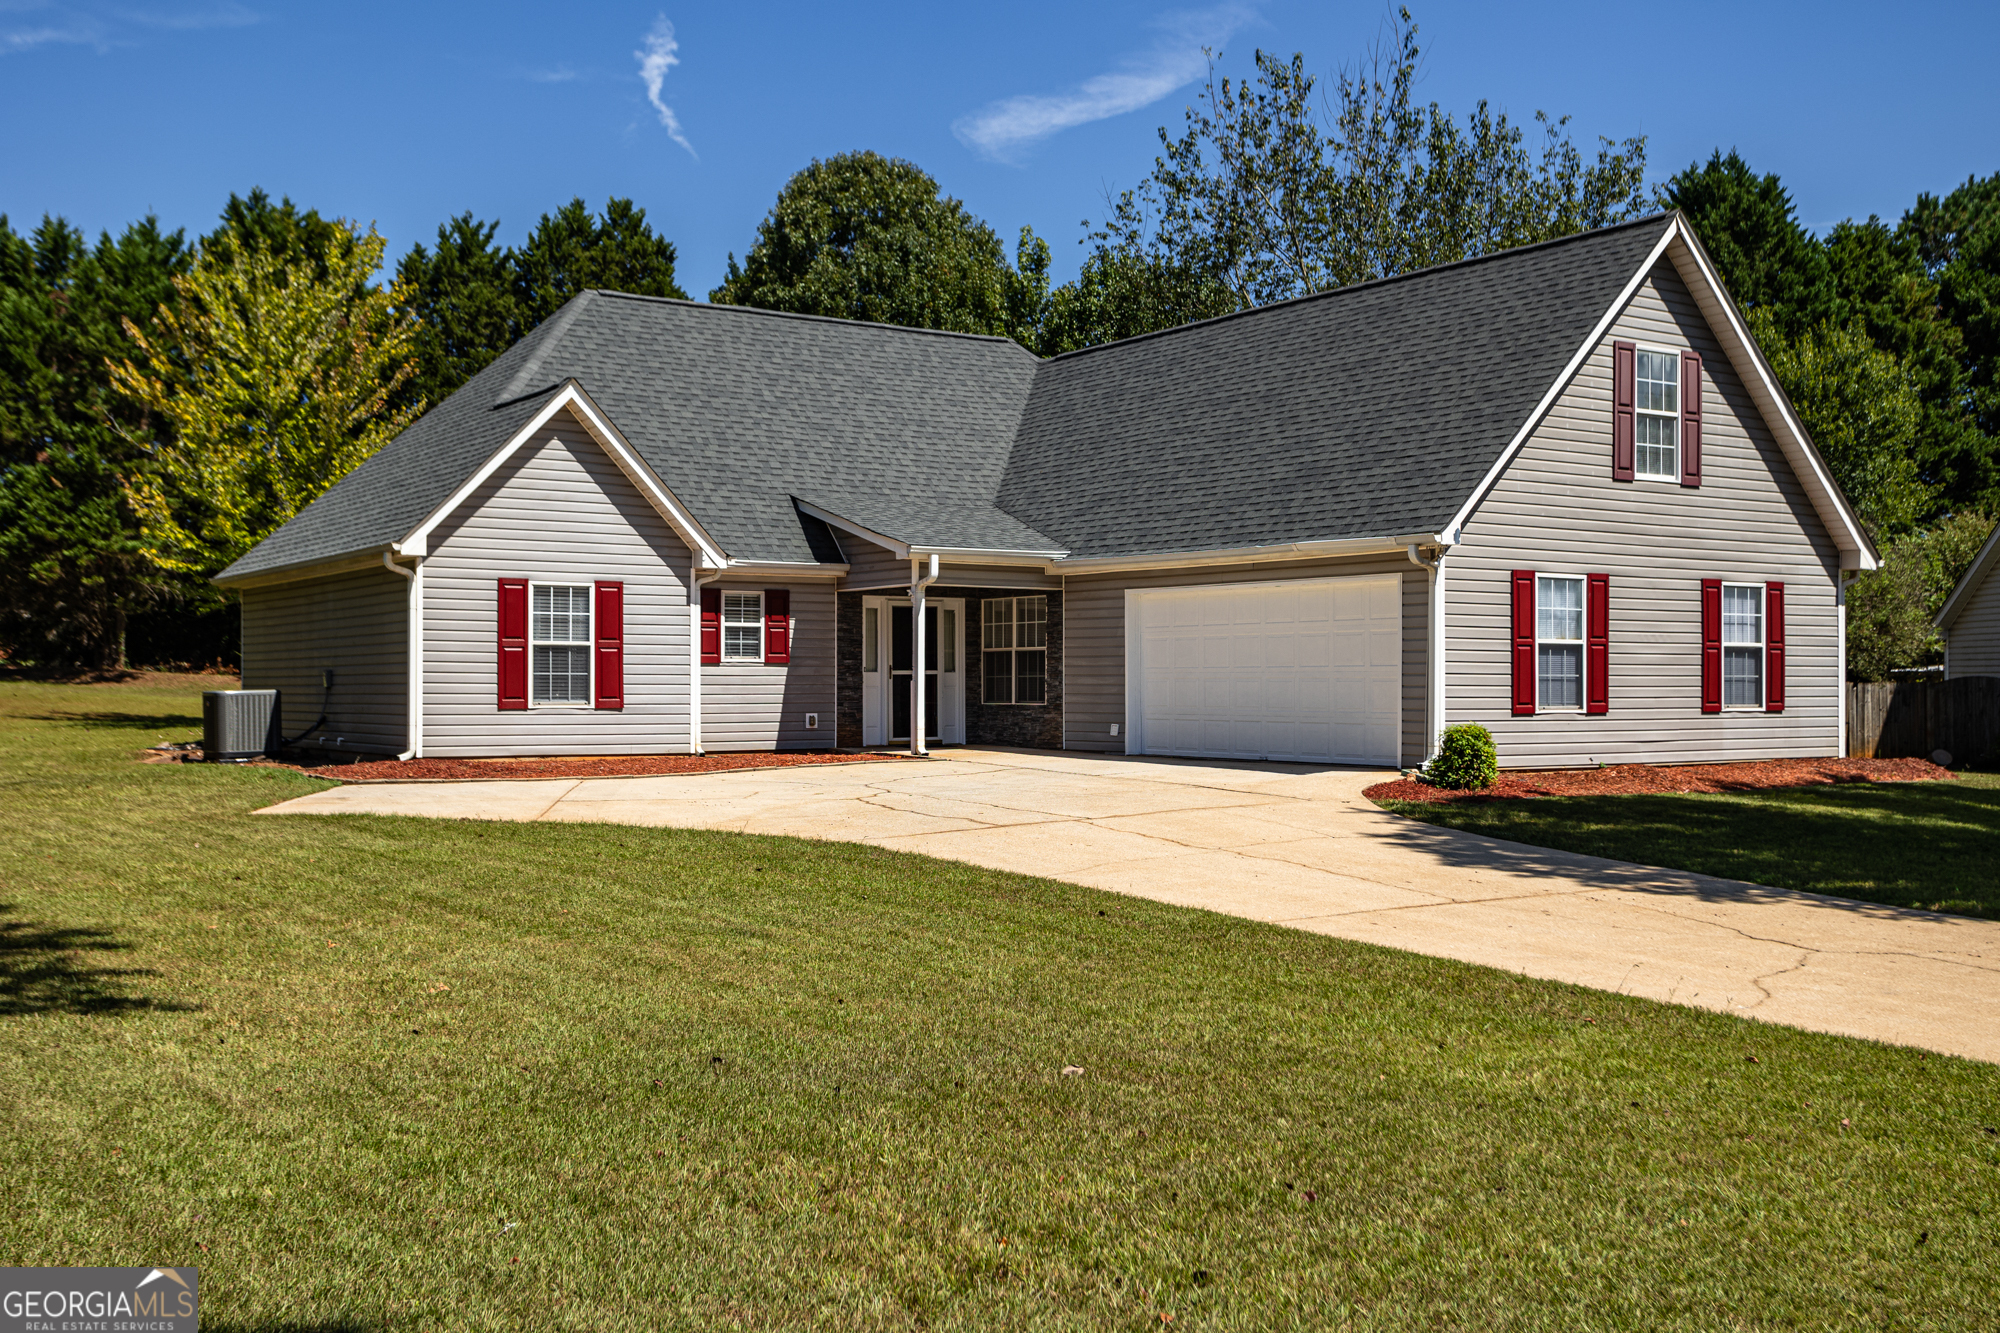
1935;520;2000;629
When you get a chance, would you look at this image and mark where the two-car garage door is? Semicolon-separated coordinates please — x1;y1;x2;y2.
1125;575;1403;765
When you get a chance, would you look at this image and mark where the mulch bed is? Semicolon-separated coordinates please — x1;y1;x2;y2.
298;751;912;783
1366;756;1954;804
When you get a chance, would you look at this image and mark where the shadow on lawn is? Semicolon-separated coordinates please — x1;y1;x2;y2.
26;710;203;731
0;906;196;1016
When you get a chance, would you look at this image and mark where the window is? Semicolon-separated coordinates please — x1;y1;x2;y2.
722;592;763;662
531;583;591;705
981;596;1046;704
1722;583;1764;707
1634;348;1679;479
862;606;878;672
1536;575;1584;710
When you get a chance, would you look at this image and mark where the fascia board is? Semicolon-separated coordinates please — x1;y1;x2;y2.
720;560;850;578
1935;521;2000;628
212;546;399;590
397;381;728;568
907;545;1069;563
1051;533;1440;576
794;500;910;559
1661;222;1879;570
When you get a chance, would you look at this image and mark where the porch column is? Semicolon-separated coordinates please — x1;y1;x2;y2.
910;554;939;756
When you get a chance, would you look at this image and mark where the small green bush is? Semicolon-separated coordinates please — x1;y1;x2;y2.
1423;723;1498;790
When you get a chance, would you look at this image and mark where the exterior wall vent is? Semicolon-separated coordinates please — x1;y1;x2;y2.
203;689;281;762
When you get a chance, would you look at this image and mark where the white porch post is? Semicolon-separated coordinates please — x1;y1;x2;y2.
910;554;939;756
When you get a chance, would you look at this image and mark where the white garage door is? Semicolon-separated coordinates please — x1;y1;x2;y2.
1126;575;1403;765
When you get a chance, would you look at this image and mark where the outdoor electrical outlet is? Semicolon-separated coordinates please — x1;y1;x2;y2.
805;712;819;729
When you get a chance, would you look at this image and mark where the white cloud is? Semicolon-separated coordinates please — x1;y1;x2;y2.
635;14;695;158
1;2;257;55
953;5;1254;161
527;63;579;83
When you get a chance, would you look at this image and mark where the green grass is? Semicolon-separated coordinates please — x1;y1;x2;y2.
1376;771;2000;918
2;678;1997;1331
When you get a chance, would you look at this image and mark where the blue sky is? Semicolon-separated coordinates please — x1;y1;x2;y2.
3;1;1996;295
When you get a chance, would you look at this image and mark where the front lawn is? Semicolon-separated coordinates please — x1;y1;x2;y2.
3;679;1997;1330
1375;770;2000;918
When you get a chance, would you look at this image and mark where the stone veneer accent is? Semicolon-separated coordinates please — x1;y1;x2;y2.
835;586;1063;750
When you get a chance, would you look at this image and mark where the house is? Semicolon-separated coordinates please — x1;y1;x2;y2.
1936;520;2000;678
214;212;1876;770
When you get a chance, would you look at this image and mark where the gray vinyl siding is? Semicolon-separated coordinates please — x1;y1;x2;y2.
837;532;1062;592
240;566;409;755
1062;554;1431;764
1448;260;1841;767
1945;566;2000;677
840;539;911;591
701;579;838;750
420;411;695;757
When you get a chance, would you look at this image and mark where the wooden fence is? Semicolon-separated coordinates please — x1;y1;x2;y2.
1848;675;2000;763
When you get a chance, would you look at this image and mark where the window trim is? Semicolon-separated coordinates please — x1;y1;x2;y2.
1534;573;1587;713
720;590;765;664
1721;580;1767;711
1631;343;1682;483
980;595;1048;706
528;580;593;709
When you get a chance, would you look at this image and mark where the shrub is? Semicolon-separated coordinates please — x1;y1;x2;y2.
1423;723;1498;790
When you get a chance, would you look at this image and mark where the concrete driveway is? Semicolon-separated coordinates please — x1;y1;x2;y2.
258;747;2000;1063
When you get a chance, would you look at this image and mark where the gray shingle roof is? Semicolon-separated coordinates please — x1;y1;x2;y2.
220;215;1673;581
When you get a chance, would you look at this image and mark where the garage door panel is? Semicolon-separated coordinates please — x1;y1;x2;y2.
1130;575;1402;766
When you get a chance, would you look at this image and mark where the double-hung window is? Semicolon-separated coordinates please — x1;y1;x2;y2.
1634;349;1680;479
1536;575;1585;710
531;583;591;705
981;596;1047;704
1722;583;1764;707
722;592;763;662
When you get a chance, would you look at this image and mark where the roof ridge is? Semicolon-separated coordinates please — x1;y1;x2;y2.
1043;212;1679;364
584;288;1040;354
495;291;597;405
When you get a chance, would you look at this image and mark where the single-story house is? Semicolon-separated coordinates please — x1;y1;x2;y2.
1936;519;2000;678
215;211;1877;769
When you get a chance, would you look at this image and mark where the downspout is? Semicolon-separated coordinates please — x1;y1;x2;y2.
1408;543;1447;765
382;550;422;760
1838;569;1853;757
909;554;939;756
692;559;722;756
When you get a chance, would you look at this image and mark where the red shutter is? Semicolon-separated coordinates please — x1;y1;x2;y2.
594;581;624;709
497;578;528;710
764;589;791;665
1680;349;1703;487
1586;573;1610;715
700;587;720;665
1700;579;1723;713
1612;340;1637;481
1765;582;1785;712
1511;570;1537;715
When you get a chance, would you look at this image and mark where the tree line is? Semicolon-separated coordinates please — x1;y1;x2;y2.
2;8;1992;680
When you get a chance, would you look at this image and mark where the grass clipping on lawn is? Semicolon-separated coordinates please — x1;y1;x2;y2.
1;679;1997;1330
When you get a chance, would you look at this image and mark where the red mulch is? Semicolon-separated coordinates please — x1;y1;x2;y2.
300;751;911;783
1366;756;1953;804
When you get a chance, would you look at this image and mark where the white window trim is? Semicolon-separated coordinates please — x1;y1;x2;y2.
1721;580;1767;711
981;595;1048;706
1632;343;1682;483
528;580;593;709
1535;573;1586;714
721;589;765;664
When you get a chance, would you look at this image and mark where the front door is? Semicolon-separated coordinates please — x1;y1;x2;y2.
862;596;963;746
890;604;940;742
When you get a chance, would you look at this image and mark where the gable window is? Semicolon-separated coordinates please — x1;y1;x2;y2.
1722;583;1764;707
531;583;591;705
1536;575;1584;710
981;596;1047;704
1634;349;1680;479
722;592;764;662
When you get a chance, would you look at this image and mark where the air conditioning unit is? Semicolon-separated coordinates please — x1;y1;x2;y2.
203;689;281;762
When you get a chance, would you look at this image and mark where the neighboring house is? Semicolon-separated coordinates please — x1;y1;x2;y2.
215;212;1876;769
1936;520;2000;678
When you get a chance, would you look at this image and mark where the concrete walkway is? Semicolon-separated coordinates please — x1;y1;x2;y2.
257;747;2000;1062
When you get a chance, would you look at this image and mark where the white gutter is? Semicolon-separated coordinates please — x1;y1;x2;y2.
691;559;723;755
381;551;422;760
909;553;939;756
1052;533;1445;577
1407;543;1449;764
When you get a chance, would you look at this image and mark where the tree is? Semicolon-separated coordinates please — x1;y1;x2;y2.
396;197;686;405
0;213;191;669
711;151;1047;344
1846;510;1994;680
1748;308;1933;537
110;221;421;579
1907;173;2000;512
1036;245;1237;357
1658;150;1832;339
1086;8;1648;320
